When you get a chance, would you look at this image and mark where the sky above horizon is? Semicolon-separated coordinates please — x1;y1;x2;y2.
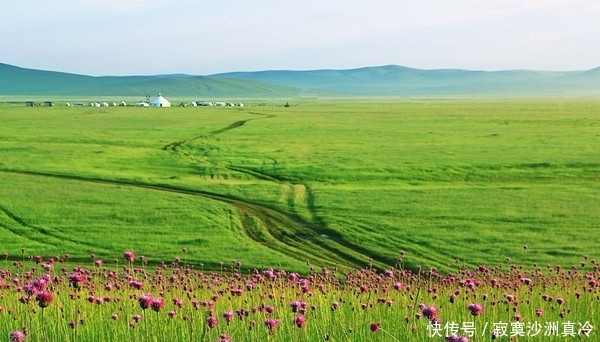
2;1;599;76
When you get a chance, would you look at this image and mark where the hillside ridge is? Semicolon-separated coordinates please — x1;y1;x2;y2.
1;62;598;97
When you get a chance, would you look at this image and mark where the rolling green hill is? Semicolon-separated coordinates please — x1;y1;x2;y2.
1;62;599;97
214;65;600;96
0;63;300;97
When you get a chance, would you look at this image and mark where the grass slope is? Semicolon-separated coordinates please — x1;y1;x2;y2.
0;100;598;272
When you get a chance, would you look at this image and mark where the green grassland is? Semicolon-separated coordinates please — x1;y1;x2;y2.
0;99;598;273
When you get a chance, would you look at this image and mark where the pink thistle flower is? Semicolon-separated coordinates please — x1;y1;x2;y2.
123;251;135;263
69;273;86;289
173;298;184;308
111;314;118;320
290;300;302;312
556;297;565;305
294;315;307;328
445;335;469;342
535;308;543;317
36;291;53;308
265;306;275;314
430;317;443;326
449;294;457;303
168;310;177;318
151;298;164;312
32;278;47;291
230;288;244;296
331;302;340;311
133;314;142;323
138;294;152;310
207;316;219;329
370;322;380;333
467;303;483;316
264;319;280;332
216;334;231;342
9;331;26;342
129;280;144;290
422;306;438;320
236;308;248;319
223;311;234;324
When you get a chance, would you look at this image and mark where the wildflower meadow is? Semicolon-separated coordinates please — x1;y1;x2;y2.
0;248;597;341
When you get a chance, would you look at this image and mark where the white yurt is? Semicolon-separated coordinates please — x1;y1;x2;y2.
149;93;171;107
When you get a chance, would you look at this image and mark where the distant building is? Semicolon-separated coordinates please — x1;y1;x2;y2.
44;101;53;107
149;93;171;107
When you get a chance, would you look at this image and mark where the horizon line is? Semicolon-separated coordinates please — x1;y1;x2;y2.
2;61;597;78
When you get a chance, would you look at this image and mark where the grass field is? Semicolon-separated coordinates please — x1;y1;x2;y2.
0;99;599;273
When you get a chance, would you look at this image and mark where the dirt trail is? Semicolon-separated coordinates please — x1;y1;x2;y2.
0;169;370;268
162;120;250;151
1;113;385;269
157;114;391;268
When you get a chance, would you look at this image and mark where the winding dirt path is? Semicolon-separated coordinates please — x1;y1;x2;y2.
0;168;369;268
1;111;387;269
158;112;391;268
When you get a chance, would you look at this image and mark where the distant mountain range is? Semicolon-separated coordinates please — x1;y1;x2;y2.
1;63;599;98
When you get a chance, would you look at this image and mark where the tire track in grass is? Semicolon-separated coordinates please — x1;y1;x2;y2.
162;112;274;152
162;120;250;151
160;114;393;269
162;119;252;152
0;169;372;269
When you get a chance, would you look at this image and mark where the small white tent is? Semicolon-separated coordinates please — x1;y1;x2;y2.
149;93;171;107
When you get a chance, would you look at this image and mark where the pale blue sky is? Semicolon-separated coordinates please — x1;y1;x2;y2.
2;0;599;75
